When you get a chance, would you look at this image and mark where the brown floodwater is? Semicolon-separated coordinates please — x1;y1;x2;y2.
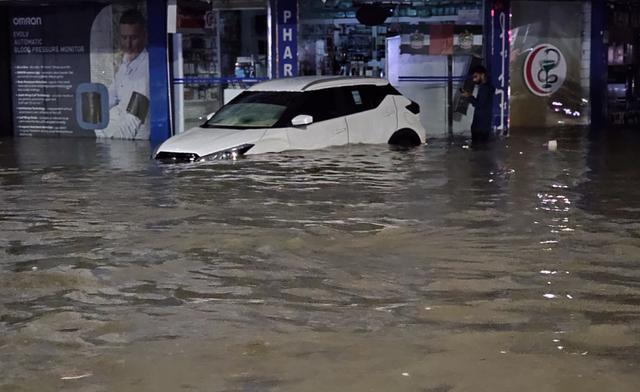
0;129;639;392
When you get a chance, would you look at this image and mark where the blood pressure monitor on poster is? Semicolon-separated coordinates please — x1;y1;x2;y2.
126;91;149;124
75;83;109;130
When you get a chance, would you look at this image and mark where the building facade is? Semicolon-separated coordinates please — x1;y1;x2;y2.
0;0;632;144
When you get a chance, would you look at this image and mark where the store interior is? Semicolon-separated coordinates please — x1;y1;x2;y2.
176;0;267;131
297;0;484;135
298;0;483;77
169;0;486;135
606;0;640;125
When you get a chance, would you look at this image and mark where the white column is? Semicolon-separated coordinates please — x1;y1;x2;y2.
172;33;185;135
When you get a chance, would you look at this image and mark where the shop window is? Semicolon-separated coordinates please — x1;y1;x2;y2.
174;1;268;134
298;1;483;78
606;3;640;126
509;1;591;128
298;1;484;136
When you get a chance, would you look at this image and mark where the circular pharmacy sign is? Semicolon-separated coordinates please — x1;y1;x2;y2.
524;43;567;97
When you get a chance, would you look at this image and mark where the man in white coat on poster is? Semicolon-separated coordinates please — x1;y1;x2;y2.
97;9;150;140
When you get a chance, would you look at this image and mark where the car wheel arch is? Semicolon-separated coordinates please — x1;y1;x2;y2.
388;128;422;147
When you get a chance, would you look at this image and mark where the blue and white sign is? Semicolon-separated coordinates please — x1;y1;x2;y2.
276;0;297;78
487;0;510;134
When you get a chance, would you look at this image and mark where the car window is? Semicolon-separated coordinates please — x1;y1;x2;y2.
369;85;393;107
206;103;286;128
341;86;374;115
363;85;392;109
204;91;302;129
205;84;401;129
339;84;396;116
295;88;349;123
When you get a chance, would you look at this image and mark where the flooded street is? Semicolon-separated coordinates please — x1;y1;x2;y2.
1;130;639;392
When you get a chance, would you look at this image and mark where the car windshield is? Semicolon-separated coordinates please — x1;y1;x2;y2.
203;91;302;129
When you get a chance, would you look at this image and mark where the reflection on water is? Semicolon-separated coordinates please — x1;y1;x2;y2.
1;130;640;391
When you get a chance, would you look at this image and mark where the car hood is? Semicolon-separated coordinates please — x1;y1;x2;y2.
155;126;268;157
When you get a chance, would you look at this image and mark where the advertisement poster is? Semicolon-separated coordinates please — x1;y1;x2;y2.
9;1;150;139
509;1;590;127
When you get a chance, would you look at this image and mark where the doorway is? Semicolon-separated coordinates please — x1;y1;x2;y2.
172;0;268;134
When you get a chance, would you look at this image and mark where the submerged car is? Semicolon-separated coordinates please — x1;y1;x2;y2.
154;76;426;162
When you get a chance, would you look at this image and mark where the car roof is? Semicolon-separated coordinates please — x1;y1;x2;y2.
248;76;390;92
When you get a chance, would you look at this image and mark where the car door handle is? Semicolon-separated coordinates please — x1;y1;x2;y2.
336;128;347;134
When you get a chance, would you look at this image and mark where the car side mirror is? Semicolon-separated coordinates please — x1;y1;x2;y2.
291;114;313;127
199;111;216;123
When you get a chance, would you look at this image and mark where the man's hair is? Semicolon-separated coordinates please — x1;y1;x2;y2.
119;9;145;26
470;65;488;75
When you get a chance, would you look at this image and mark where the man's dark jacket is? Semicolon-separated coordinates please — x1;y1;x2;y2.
468;83;495;135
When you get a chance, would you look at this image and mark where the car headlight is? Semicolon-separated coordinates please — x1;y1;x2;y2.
198;144;254;162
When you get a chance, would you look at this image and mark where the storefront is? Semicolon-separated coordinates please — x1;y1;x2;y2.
171;0;269;133
297;1;486;136
509;0;594;129
2;0;170;142
605;0;640;126
0;0;625;144
0;0;269;142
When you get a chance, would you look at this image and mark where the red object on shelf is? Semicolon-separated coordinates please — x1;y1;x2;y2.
429;24;454;55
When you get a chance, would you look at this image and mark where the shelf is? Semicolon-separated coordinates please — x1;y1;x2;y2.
184;99;215;103
179;28;214;34
300;16;477;25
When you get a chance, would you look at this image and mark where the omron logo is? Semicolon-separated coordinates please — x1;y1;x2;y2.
13;17;42;26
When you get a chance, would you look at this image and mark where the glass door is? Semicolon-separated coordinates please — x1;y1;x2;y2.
172;1;268;135
176;0;222;133
217;9;269;105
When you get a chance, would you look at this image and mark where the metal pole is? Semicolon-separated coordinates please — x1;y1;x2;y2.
267;0;274;79
590;0;606;129
447;54;453;136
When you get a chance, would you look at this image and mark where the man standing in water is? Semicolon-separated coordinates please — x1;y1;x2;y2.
461;65;495;144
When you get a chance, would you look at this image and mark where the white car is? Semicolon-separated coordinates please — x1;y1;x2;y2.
154;76;426;162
